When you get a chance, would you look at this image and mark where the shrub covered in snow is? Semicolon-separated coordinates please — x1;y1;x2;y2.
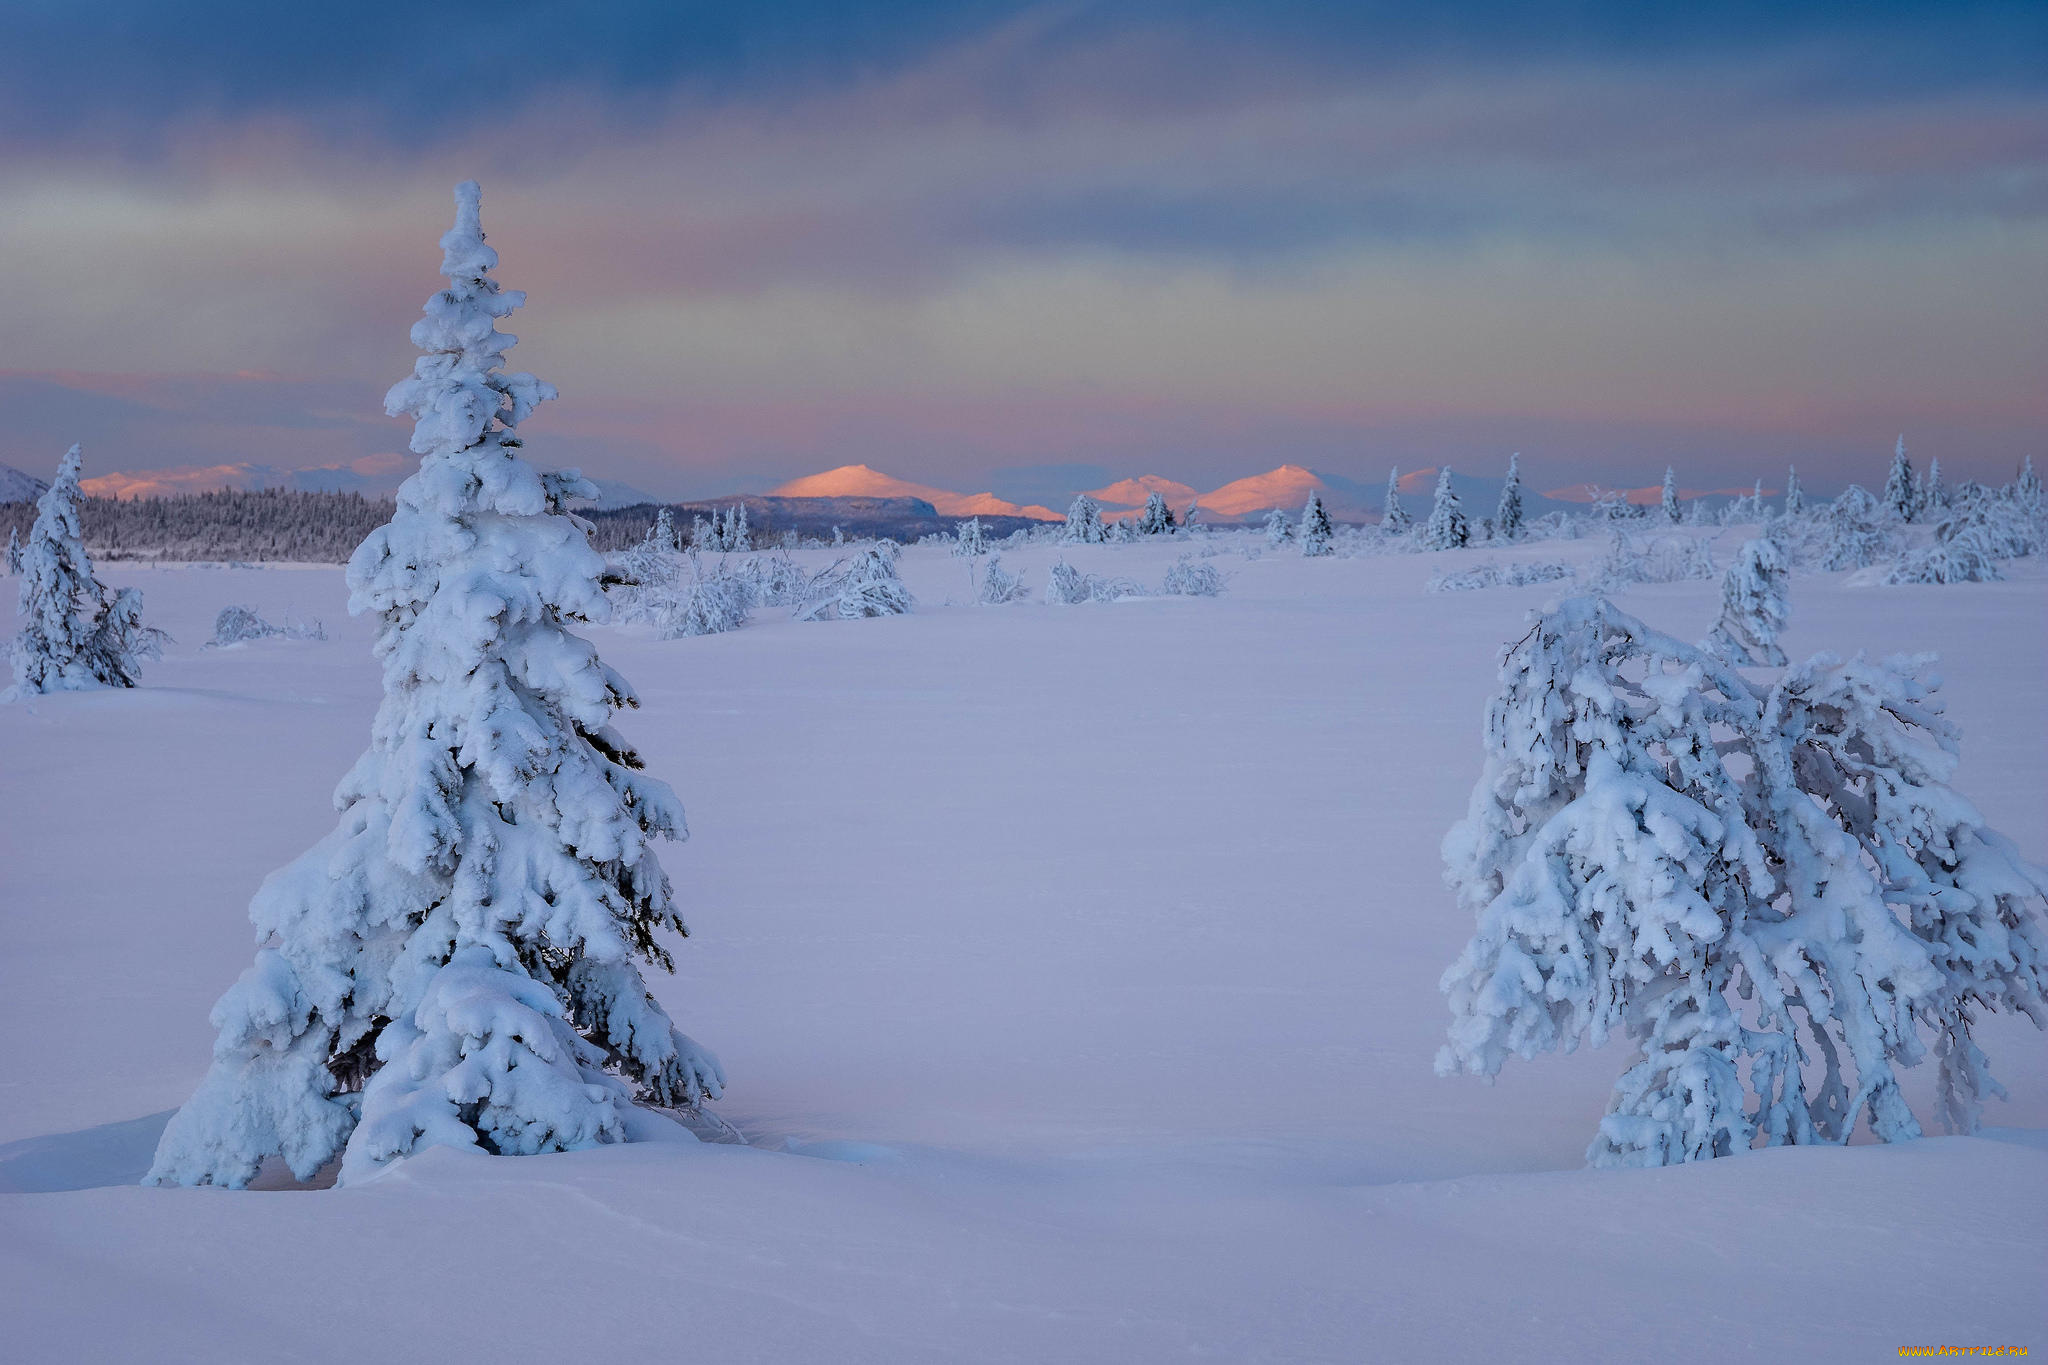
1881;483;2039;585
1161;554;1226;597
1427;560;1573;593
1585;526;1717;593
977;554;1031;604
9;445;165;696
953;517;989;556
1263;508;1292;545
207;604;325;647
1439;595;2048;1168
798;542;914;620
1045;559;1144;605
148;182;722;1190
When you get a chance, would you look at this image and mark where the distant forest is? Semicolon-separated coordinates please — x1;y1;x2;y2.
0;487;1043;563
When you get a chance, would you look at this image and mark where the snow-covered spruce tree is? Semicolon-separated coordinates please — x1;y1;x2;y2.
2018;455;2043;514
691;513;713;550
1106;515;1136;544
4;527;20;575
651;506;679;554
1381;468;1412;533
1299;491;1334;557
1919;457;1946;517
1063;493;1106;544
9;445;164;696
1706;532;1790;667
148;182;721;1190
797;542;912;620
952;517;988;557
1784;466;1803;517
1495;453;1524;541
1817;485;1893;571
1263;507;1292;546
1438;596;2048;1167
1661;466;1680;523
1884;435;1916;522
1422;467;1470;550
1136;490;1176;536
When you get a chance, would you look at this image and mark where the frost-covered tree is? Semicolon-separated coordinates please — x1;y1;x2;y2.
723;503;752;552
1817;485;1894;571
9;445;164;697
953;517;988;557
1884;435;1917;522
798;542;912;620
691;514;712;549
148;182;721;1190
1422;467;1470;550
1706;533;1790;666
1263;507;1292;546
1136;491;1177;536
1299;491;1334;558
2017;455;2043;514
1919;457;1946;516
1106;515;1136;544
1439;596;2048;1167
1381;468;1411;533
1783;466;1803;517
651;507;679;554
1495;453;1524;541
1661;466;1679;523
1063;493;1106;544
1161;553;1225;596
1884;482;2036;585
4;527;20;575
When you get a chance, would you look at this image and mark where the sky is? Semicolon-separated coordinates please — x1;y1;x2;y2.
1;0;2043;503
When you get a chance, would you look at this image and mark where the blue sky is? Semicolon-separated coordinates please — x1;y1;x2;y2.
1;1;2042;500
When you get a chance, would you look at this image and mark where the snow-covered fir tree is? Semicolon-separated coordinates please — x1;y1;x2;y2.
952;517;988;557
1263;507;1292;546
2017;455;2043;514
1919;456;1946;516
1706;532;1790;667
1299;491;1334;557
9;445;163;697
651;506;679;553
1884;435;1917;522
1439;595;2048;1167
798;542;913;619
1422;467;1470;550
1817;485;1894;570
4;527;20;575
1783;466;1803;517
1106;515;1136;544
1494;453;1524;541
1381;468;1411;533
148;182;721;1190
691;513;712;549
1661;466;1679;523
1063;493;1106;543
1136;490;1176;535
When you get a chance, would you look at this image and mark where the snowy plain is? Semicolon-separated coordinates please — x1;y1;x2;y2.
2;529;2044;1363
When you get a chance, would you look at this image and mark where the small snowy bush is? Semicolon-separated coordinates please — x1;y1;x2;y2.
1263;508;1292;545
1705;533;1790;667
206;604;325;647
1160;554;1225;597
1585;526;1716;593
798;543;913;620
1816;485;1895;571
977;554;1031;604
1427;561;1573;593
1045;559;1143;605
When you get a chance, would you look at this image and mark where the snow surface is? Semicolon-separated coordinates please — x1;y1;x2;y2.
2;531;2043;1361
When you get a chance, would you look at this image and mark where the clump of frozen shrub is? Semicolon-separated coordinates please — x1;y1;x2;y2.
1585;526;1717;593
147;182;722;1190
1704;533;1790;666
1045;559;1144;605
743;550;813;607
1881;481;2040;585
207;604;325;647
1263;508;1292;545
977;554;1030;604
798;542;913;620
651;557;753;637
9;444;165;696
1161;554;1226;597
1439;594;2048;1169
1427;560;1573;593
